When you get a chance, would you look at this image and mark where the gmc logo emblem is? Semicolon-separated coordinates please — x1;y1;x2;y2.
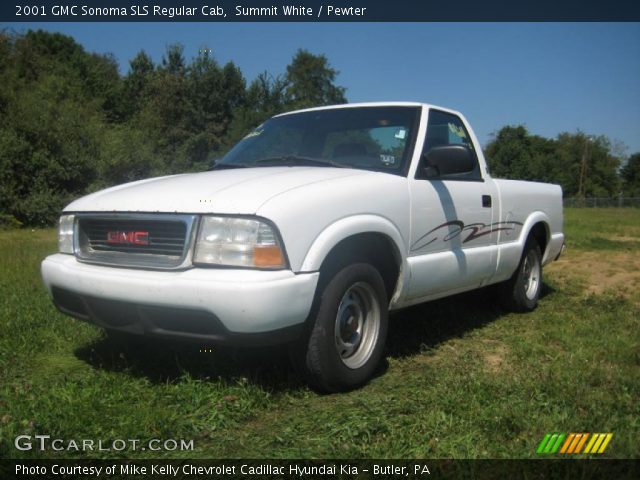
106;231;149;245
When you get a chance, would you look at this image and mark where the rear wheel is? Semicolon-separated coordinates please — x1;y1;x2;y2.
502;238;543;312
293;262;388;392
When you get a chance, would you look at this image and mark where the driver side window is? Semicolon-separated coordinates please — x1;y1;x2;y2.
418;109;481;180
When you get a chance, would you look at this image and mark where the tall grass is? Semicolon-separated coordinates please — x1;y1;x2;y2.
0;209;638;459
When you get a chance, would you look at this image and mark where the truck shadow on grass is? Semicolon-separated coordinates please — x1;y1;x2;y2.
73;283;555;392
386;283;554;360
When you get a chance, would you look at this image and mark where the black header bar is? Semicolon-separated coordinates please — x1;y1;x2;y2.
3;0;640;22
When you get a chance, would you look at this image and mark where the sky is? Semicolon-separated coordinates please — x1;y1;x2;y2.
4;22;640;154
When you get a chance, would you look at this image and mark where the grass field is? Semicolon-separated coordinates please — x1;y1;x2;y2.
0;208;639;459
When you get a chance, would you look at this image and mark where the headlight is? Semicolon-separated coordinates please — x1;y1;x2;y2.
58;214;75;254
194;217;286;269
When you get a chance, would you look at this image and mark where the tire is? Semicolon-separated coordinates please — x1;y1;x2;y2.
502;238;543;312
293;262;388;392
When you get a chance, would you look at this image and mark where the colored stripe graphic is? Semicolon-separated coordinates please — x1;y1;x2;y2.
536;434;552;454
567;433;583;453
574;433;589;453
544;434;559;453
590;433;606;453
550;433;565;453
559;433;575;454
598;433;613;453
584;434;598;453
537;433;565;454
538;433;613;454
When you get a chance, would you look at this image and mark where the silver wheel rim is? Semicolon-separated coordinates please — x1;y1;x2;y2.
334;282;380;369
523;250;541;300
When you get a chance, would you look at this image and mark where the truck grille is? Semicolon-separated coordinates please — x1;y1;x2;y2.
75;214;198;269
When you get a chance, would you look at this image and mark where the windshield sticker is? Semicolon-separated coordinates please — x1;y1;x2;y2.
244;127;264;139
380;154;396;165
394;128;407;140
448;123;467;139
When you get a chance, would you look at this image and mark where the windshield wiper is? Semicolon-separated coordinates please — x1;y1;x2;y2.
208;162;251;171
254;155;349;168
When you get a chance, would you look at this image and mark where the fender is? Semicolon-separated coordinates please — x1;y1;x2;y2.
492;211;551;283
299;215;409;305
518;211;551;255
518;211;564;265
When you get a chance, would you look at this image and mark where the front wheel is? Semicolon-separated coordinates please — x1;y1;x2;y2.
293;262;388;392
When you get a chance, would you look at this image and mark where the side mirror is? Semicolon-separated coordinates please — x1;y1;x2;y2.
422;145;475;178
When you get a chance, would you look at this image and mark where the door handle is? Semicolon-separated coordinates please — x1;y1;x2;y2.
482;195;492;208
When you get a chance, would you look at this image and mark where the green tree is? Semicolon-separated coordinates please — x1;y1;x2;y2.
133;44;191;171
121;50;155;119
92;125;160;191
184;52;246;168
484;125;555;182
621;153;640;197
161;43;186;75
224;72;288;151
0;30;353;225
0;30;107;225
555;132;620;197
13;30;121;120
0;72;103;224
284;49;346;109
485;126;622;197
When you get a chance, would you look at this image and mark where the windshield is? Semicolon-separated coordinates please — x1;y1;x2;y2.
218;106;420;174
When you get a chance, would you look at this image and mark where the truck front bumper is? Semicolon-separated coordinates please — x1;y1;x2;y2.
41;254;319;345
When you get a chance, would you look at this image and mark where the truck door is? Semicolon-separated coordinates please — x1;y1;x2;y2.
406;109;499;301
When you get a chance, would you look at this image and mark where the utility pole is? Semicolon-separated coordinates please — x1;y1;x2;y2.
577;135;593;199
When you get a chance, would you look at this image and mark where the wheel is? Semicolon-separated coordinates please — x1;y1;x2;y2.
502;238;543;312
293;262;388;392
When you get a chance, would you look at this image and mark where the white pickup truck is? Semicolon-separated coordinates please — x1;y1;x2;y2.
42;102;564;391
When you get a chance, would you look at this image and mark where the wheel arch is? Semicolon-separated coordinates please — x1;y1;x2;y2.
519;212;551;261
300;215;407;304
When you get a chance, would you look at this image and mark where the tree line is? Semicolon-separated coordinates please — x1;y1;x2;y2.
0;29;345;226
484;125;639;199
0;30;638;227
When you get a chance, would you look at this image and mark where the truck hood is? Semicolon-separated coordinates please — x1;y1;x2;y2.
64;167;368;214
